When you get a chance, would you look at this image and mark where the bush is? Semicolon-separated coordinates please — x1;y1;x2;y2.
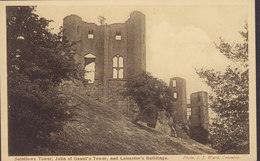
123;72;174;127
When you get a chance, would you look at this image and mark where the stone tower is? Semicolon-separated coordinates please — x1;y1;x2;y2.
169;77;209;131
190;91;209;130
63;11;146;99
169;77;187;124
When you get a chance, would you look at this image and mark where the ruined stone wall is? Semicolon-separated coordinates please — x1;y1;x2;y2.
63;11;146;99
169;77;187;124
190;91;209;130
63;15;82;43
63;12;211;141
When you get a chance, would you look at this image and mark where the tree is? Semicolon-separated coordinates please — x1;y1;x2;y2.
98;16;106;25
7;6;84;155
196;25;249;153
123;72;174;127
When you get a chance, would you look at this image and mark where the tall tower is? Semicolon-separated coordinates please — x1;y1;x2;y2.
169;77;187;124
63;14;82;42
126;11;146;77
190;91;209;130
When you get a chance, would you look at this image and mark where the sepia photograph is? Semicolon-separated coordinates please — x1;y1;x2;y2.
0;0;256;161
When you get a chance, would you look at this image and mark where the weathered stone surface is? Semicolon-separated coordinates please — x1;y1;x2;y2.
190;91;209;130
169;77;188;124
63;11;209;140
63;11;146;99
169;77;209;137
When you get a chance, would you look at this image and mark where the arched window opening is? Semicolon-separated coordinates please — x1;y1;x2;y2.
112;55;124;79
119;57;123;67
84;54;96;83
113;57;117;68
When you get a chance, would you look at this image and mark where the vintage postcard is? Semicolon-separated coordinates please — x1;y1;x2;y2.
0;0;256;161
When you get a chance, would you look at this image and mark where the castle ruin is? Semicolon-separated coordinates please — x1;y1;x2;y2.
169;78;209;130
63;11;145;101
63;11;209;131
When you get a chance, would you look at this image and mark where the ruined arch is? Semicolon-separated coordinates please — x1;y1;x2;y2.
84;53;96;83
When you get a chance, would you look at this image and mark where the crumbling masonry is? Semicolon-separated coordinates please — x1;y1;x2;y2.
63;11;145;101
169;78;209;130
63;11;208;131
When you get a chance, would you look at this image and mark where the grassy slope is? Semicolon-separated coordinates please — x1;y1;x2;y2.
51;87;216;155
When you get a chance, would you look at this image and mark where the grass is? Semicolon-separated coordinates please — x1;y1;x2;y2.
49;82;216;155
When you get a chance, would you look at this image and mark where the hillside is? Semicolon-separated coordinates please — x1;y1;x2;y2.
49;82;216;155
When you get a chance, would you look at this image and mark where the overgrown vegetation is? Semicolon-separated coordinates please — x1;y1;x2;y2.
6;6;218;155
196;24;249;153
123;72;174;127
7;6;84;155
49;84;216;155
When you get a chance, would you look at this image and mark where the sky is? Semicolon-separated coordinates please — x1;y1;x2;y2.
35;4;248;98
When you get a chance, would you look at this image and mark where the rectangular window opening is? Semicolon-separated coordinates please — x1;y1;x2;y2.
173;92;178;99
77;26;79;33
115;31;121;40
88;30;94;39
88;34;94;39
113;69;117;79
118;69;123;78
172;80;177;87
116;35;121;40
